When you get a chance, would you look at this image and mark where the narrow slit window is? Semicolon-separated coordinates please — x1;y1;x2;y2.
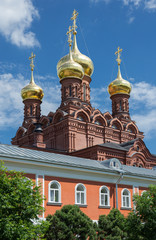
83;84;86;101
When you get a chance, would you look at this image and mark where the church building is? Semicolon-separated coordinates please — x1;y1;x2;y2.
2;10;156;220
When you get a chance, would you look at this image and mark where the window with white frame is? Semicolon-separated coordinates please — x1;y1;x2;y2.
141;190;147;196
75;184;86;205
122;189;131;208
100;186;110;206
49;181;61;203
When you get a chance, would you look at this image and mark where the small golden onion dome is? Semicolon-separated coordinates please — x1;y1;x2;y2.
57;26;84;80
21;53;44;101
72;33;94;77
108;47;131;96
21;80;44;101
108;67;131;96
57;52;84;80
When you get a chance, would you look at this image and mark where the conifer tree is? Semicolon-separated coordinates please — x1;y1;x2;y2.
98;208;127;240
44;204;97;240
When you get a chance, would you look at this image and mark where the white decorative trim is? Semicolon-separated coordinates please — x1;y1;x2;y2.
121;188;131;208
36;174;38;186
141;190;146;196
3;160;156;188
99;186;110;206
42;175;44;219
75;183;86;205
48;180;61;203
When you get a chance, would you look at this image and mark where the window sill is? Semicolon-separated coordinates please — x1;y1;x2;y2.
47;202;62;206
120;207;132;210
98;205;111;209
75;204;87;208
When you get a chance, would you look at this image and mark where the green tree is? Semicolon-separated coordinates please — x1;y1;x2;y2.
126;185;156;240
0;163;44;240
44;204;97;240
98;208;127;240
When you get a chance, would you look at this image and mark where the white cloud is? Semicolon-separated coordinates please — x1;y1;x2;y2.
90;87;111;112
131;81;156;108
132;110;156;137
0;0;40;47
1;70;156;142
35;74;57;81
130;81;156;137
145;0;156;9
123;0;142;7
90;0;111;3
0;72;60;130
91;0;156;10
128;16;135;23
129;77;135;81
122;0;156;9
0;73;24;128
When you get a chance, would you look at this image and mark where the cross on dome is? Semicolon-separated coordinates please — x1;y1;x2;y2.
115;47;122;66
29;52;36;71
71;9;78;34
66;26;73;47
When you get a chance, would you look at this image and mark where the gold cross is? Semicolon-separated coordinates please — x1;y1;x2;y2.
115;47;122;65
67;26;73;46
71;9;78;33
29;52;36;71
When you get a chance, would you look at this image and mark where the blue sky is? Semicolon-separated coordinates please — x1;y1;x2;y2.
0;0;156;154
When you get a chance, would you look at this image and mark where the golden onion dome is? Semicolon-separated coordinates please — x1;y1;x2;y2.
57;10;94;77
71;33;94;77
21;53;44;101
57;33;94;78
57;53;84;80
57;26;84;80
21;80;44;101
108;67;131;96
108;47;131;97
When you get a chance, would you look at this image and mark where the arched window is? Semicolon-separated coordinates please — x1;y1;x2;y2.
64;87;66;98
69;85;72;97
128;127;133;133
122;189;131;208
49;181;61;203
127;126;136;134
77;115;84;121
112;124;118;129
114;102;117;112
100;186;110;206
36;106;38;115
83;84;86;101
141;190;146;196
30;105;32;115
95;119;102;126
110;160;120;169
75;86;77;97
75;184;86;205
119;100;122;111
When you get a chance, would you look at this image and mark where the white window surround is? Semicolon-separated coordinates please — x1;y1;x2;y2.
121;188;131;208
75;183;86;205
99;186;110;206
48;180;61;203
141;190;147;196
